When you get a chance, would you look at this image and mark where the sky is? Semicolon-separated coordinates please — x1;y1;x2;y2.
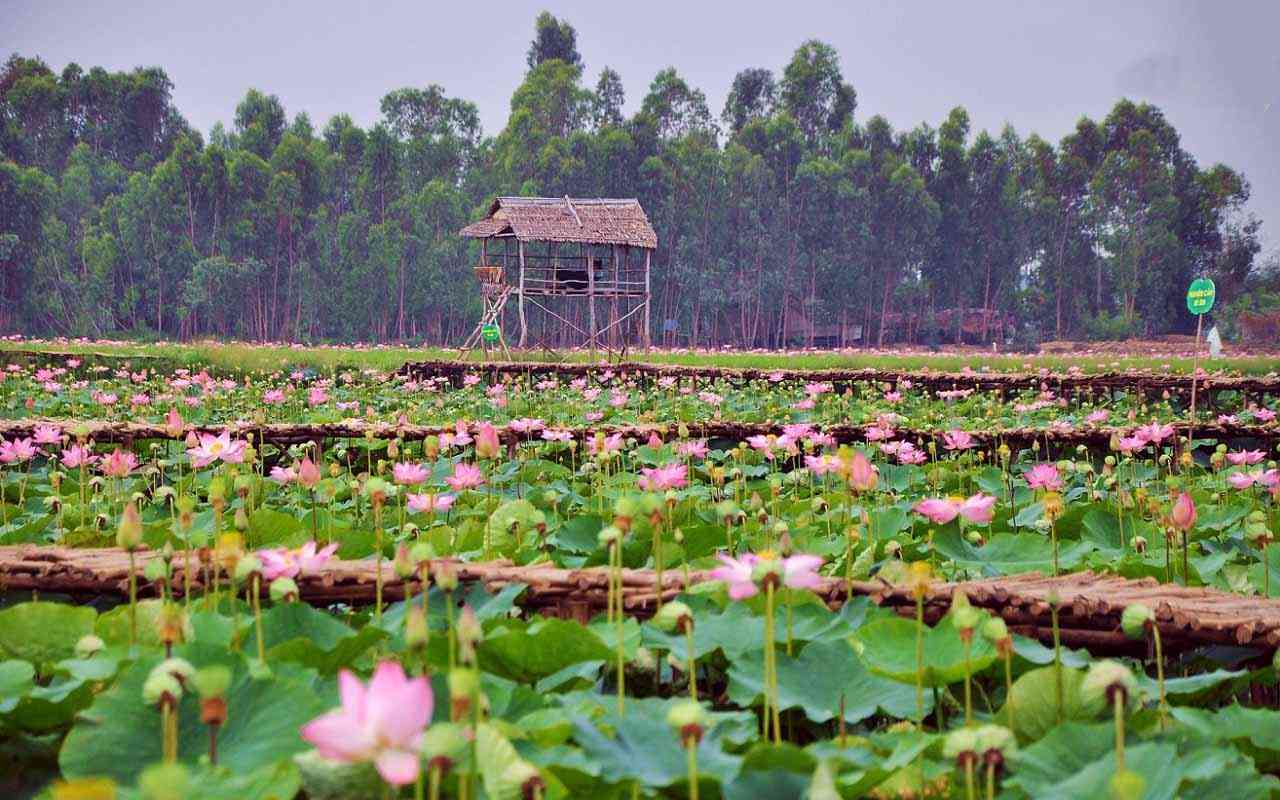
7;0;1280;249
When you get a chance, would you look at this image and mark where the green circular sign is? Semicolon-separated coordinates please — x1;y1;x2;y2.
481;323;500;343
1186;278;1215;315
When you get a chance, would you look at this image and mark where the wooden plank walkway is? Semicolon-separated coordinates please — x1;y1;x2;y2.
0;417;1274;451
2;546;1278;657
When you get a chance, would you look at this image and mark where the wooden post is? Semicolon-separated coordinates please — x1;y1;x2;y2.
517;241;527;348
1188;312;1204;445
586;242;597;355
643;248;652;351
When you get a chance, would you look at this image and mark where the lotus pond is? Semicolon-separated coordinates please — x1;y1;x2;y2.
1;354;1280;799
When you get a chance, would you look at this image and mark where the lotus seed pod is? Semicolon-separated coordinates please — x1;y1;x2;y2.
421;721;468;771
143;556;168;583
981;617;1009;644
233;507;249;531
1081;660;1136;710
74;634;105;659
233;554;262;584
652;600;693;634
142;669;183;706
974;724;1016;757
1108;769;1146;800
192;665;232;699
269;576;299;603
943;727;979;761
138;762;191;800
409;541;435;564
1121;604;1154;640
666;699;709;744
597;525;623;547
950;590;981;632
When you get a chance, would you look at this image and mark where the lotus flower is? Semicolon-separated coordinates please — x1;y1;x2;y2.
269;465;297;484
186;432;248;468
1024;463;1062;491
297;456;321;489
445;462;485;491
474;423;501;459
60;444;97;469
844;450;879;491
943;430;974;451
32;424;61;446
392;462;429;486
958;493;996;524
260;541;338;580
710;552;824;600
300;661;432;785
0;438;36;463
1227;450;1266;466
914;498;959;525
541;428;573;442
1228;472;1260;490
637;462;688;492
1135;422;1174;444
1169;492;1196;531
100;448;138;478
406;493;455;514
675;439;708;459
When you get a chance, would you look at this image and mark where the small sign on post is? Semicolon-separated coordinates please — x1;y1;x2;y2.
1185;277;1216;443
1186;278;1215;316
481;323;501;344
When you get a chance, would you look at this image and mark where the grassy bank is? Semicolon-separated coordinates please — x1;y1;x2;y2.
1;337;1277;376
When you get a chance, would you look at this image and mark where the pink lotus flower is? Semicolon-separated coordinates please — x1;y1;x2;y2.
269;465;297;484
60;444;97;469
541;428;573;443
646;431;662;449
1227;450;1266;466
958;493;996;524
407;493;456;514
845;450;879;491
943;430;974;451
805;454;840;476
263;389;286;404
508;418;544;434
864;425;893;442
710;552;824;600
32;425;61;446
1116;436;1146;454
1254;408;1277;423
0;438;37;463
445;462;485;491
1024;463;1062;491
260;541;339;580
300;661;432;785
1228;471;1261;489
675;439;708;459
1170;492;1196;531
1086;410;1110;425
586;432;623;456
1259;470;1280;489
392;462;430;486
297;456;321;489
747;434;777;459
638;462;688;492
914;498;959;525
1135;422;1174;444
474;422;501;459
100;448;138;478
896;443;927;465
187;431;248;468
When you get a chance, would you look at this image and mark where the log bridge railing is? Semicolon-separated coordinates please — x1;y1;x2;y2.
3;545;1278;659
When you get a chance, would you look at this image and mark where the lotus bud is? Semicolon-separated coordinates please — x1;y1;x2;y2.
456;606;482;666
143;556;168;584
434;561;458;591
233;507;249;531
951;590;981;638
154;603;189;647
116;501;143;550
597;525;623;548
982;617;1012;655
943;727;980;766
393;545;415;579
1121;604;1154;640
448;668;480;720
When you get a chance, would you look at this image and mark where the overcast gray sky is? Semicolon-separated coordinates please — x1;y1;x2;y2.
7;0;1279;248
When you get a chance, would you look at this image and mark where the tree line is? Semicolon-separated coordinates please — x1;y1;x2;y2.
0;12;1265;347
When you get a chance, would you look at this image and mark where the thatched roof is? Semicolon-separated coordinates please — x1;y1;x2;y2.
459;197;657;249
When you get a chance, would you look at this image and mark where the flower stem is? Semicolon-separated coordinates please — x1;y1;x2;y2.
685;625;698;701
1051;601;1063;724
964;757;976;800
1153;625;1167;727
252;574;265;664
128;549;138;646
914;593;925;730
963;635;973;726
374;502;384;624
1004;651;1014;730
1114;697;1126;771
613;539;625;716
686;740;699;800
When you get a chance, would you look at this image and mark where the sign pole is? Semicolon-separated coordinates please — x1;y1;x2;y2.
1184;277;1216;456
